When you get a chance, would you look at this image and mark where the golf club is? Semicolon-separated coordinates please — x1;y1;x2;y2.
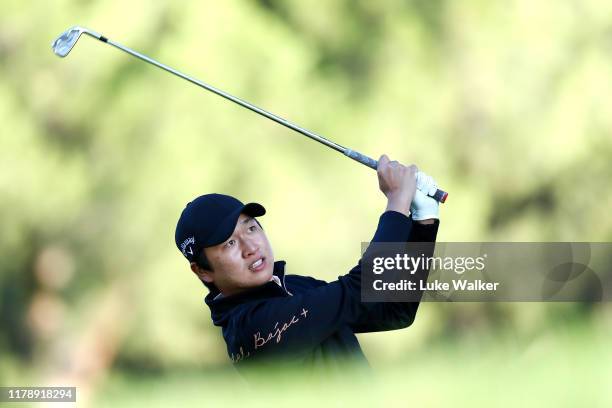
52;26;448;203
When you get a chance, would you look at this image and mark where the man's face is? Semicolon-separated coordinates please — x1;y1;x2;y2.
199;213;274;296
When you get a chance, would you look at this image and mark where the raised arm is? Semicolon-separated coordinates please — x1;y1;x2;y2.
349;166;442;333
349;217;439;333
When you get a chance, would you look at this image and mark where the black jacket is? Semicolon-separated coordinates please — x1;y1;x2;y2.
204;210;439;375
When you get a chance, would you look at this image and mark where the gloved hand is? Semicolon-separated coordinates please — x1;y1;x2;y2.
410;172;440;220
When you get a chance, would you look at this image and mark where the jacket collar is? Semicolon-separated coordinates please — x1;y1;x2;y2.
205;261;290;327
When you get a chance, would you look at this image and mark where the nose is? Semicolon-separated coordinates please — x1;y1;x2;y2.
242;237;259;258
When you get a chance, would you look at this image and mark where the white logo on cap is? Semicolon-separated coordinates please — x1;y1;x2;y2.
180;236;196;258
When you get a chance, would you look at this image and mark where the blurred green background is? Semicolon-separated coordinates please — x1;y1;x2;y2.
1;0;611;406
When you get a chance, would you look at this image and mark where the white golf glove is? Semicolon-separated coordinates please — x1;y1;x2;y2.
411;172;440;220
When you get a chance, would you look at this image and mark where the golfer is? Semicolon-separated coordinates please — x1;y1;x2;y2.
175;154;440;375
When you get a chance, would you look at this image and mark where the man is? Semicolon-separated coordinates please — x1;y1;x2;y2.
175;154;440;376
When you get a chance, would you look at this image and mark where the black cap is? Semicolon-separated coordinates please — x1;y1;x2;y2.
175;194;266;262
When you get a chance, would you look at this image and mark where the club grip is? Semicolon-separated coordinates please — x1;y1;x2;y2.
343;149;448;204
344;149;378;170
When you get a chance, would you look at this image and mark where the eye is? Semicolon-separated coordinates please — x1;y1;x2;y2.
224;239;236;248
248;225;257;232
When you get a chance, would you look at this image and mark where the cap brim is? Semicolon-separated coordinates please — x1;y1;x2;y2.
204;202;266;247
241;202;266;218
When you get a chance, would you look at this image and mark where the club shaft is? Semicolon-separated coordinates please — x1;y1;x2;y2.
86;33;448;203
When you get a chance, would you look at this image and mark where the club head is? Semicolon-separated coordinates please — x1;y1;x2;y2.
51;26;86;57
52;26;104;57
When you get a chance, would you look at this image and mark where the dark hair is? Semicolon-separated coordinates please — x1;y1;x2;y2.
194;218;263;291
194;250;217;291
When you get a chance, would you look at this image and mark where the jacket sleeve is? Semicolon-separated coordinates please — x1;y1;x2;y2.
348;218;439;333
233;211;413;360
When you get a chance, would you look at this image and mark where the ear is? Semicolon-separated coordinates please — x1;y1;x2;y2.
190;262;214;284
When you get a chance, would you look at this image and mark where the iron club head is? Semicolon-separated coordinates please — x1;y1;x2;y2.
51;26;104;57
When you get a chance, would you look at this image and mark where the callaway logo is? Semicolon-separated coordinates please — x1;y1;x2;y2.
180;236;195;257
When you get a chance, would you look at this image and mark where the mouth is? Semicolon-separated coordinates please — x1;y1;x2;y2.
248;257;266;272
